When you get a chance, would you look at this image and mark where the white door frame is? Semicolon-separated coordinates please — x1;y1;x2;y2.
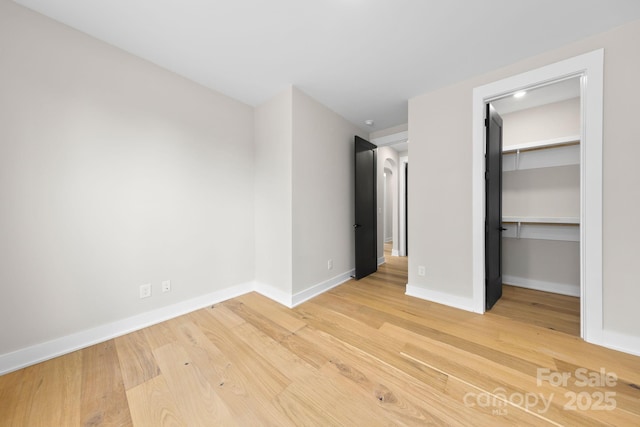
371;132;409;258
471;49;604;344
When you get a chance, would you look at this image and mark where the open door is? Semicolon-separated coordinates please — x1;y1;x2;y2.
485;103;504;309
354;136;377;280
405;163;408;256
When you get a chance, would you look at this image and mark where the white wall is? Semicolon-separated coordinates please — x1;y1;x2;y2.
254;87;366;302
254;88;293;297
409;18;640;339
503;166;580;218
503;239;580;294
0;1;255;355
291;88;366;295
502;98;580;146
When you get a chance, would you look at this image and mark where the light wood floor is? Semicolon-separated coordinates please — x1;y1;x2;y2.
491;284;581;337
1;252;639;426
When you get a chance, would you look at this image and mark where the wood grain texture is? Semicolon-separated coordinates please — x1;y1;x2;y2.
0;350;82;427
126;375;185;427
1;247;638;426
80;340;133;426
491;284;580;336
115;329;160;390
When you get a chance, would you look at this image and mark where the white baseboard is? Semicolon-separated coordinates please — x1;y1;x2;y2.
1;269;360;375
384;237;393;243
4;276;639;376
405;284;477;313
254;281;293;308
502;275;580;297
600;330;640;357
378;256;385;266
0;281;254;375
391;249;399;257
255;269;356;308
291;270;354;307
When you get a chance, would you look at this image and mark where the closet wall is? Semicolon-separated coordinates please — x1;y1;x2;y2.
500;97;581;296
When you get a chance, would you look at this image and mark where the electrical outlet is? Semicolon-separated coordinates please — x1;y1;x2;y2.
327;259;333;270
418;266;426;277
162;280;171;293
139;283;151;299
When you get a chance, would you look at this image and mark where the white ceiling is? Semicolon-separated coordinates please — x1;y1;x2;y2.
13;0;640;131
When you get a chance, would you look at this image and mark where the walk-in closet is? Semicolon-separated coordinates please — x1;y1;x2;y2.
492;78;581;335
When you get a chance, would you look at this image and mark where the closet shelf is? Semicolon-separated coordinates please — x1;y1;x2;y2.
502;216;579;225
502;135;580;171
502;135;580;154
501;217;580;242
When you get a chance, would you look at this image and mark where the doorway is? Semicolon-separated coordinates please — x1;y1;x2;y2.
485;77;582;335
472;49;604;344
371;133;409;265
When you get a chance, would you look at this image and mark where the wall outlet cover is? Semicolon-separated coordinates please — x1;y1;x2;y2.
139;283;152;298
162;280;171;293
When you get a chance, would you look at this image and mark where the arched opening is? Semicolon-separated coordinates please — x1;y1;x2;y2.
378;153;398;263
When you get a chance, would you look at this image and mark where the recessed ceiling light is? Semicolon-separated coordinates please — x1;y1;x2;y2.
364;119;375;126
513;91;527;98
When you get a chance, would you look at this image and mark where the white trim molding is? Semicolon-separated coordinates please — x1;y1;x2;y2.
0;268;357;375
472;49;604;346
601;330;640;357
0;281;254;375
291;270;355;307
406;284;477;313
502;275;580;297
370;130;408;147
254;281;293;308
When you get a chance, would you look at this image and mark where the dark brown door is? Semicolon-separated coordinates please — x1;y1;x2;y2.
485;103;504;309
354;136;377;280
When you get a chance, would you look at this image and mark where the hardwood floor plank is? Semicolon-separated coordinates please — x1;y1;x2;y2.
233;292;307;333
273;388;344;426
189;308;291;399
115;329;160;390
80;340;133;426
0;364;39;426
169;318;296;426
490;285;580;335
220;297;328;369
391;327;605;426
315;291;552;379
299;325;464;425
126;375;186;427
0;352;83;426
152;342;237;426
214;309;318;381
293;300;450;392
142;317;182;351
278;366;393;426
487;320;640;384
